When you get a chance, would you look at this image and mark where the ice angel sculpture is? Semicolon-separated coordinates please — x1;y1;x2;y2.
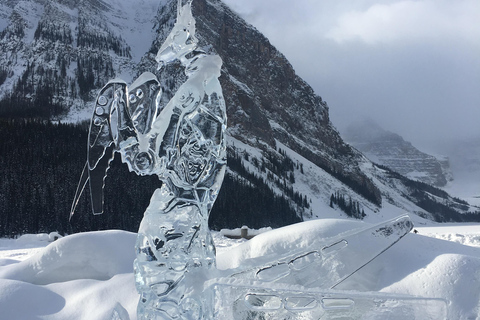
72;0;225;318
71;0;448;319
132;2;226;318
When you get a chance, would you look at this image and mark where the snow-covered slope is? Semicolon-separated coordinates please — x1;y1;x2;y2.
1;221;480;319
0;0;160;116
226;135;477;225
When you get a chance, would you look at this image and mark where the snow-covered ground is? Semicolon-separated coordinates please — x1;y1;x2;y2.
1;219;479;319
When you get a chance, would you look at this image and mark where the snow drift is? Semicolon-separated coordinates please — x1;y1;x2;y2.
0;220;479;319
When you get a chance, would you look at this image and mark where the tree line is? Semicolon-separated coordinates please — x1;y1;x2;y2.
0;119;303;237
3;119;477;238
209;147;303;230
330;192;366;219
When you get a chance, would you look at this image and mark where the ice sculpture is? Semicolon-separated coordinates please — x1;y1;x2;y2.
132;1;226;318
72;0;226;318
71;0;447;319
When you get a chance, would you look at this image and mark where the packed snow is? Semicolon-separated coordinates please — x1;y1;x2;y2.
1;219;479;319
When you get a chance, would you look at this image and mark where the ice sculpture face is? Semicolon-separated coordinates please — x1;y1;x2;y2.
156;0;198;67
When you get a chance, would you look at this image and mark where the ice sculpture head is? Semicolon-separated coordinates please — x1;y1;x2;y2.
156;0;197;68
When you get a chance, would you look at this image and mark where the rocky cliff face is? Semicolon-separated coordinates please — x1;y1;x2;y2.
343;119;452;187
0;0;158;117
0;0;476;225
190;0;382;206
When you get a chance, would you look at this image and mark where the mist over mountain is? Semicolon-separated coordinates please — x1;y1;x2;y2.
0;0;479;237
431;137;480;205
343;119;452;188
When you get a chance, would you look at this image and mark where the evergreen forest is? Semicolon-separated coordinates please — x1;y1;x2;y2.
0;119;303;237
1;119;478;238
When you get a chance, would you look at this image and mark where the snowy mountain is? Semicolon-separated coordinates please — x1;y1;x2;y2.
0;0;159;117
343;119;452;187
0;0;478;236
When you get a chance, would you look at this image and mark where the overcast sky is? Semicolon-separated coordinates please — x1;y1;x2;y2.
222;0;480;152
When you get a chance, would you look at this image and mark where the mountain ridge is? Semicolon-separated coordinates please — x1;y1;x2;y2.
0;0;478;233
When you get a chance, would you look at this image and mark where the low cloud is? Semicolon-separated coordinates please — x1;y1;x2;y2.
222;0;480;150
326;0;480;45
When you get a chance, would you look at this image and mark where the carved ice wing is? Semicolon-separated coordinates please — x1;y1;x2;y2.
228;215;413;290
212;282;447;320
71;81;131;217
210;216;447;319
89;81;131;214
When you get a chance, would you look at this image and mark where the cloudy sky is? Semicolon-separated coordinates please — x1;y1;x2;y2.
222;0;480;152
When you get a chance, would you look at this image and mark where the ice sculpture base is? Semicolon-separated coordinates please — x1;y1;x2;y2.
212;282;448;320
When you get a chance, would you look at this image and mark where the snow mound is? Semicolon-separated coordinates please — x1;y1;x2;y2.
0;230;136;285
0;220;480;319
217;218;365;269
337;231;480;319
0;279;65;319
16;233;51;243
416;224;480;248
0;274;138;320
384;254;480;318
15;232;63;244
425;233;480;247
0;258;19;267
